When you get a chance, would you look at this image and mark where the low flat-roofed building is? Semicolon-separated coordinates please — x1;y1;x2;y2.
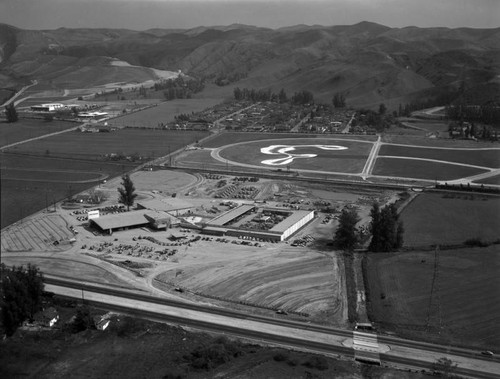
89;210;174;234
208;204;255;226
270;209;315;240
203;205;314;241
31;103;65;112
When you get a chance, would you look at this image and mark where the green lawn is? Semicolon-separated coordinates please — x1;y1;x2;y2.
372;157;487;181
379;144;500;168
218;138;373;173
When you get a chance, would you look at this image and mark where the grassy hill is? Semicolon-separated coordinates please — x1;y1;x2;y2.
0;21;498;108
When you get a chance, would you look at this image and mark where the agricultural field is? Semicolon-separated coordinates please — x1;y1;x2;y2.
372;158;487;181
4;129;208;160
0;153;137;228
107;98;224;128
400;192;500;246
379;144;500;168
0;119;77;147
1;129;207;228
217;138;373;173
365;245;500;350
1;129;206;228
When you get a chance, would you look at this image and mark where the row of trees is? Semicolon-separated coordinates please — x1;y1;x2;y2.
333;203;404;252
1;264;45;336
332;92;347;108
445;104;500;126
233;87;288;103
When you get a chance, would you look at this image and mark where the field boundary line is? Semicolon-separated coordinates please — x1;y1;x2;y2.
0;125;81;151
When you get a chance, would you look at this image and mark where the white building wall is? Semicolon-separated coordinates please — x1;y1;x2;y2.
281;210;314;240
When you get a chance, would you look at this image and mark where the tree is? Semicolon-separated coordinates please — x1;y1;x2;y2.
118;174;137;211
5;103;18;123
1;264;44;336
332;92;346;108
368;203;404;252
333;207;360;251
378;103;387;115
278;88;287;103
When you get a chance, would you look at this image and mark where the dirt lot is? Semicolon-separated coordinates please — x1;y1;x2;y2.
364;245;500;350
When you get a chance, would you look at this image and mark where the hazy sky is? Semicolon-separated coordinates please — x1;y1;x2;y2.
0;0;498;30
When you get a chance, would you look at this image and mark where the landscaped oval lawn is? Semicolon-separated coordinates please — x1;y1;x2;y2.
218;138;373;173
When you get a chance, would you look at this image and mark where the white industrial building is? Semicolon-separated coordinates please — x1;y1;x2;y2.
203;204;314;241
31;103;65;112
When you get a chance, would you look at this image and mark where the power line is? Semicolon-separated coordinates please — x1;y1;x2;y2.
426;245;442;332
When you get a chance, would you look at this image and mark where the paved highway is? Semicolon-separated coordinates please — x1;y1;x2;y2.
43;276;500;378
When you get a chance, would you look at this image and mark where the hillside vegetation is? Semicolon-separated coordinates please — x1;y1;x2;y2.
0;22;499;108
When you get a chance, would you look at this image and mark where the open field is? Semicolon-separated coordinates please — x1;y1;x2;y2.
379;145;500;168
372;158;487;181
0;119;77;147
475;174;500;185
218;138;373;173
4;129;208;160
200;132;377;149
365;246;500;350
380;134;494;148
107;98;224;127
400;192;500;246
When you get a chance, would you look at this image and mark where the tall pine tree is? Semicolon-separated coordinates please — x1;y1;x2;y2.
333;206;360;251
369;203;404;252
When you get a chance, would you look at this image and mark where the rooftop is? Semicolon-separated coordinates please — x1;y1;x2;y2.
137;198;194;212
270;210;314;233
208;204;255;226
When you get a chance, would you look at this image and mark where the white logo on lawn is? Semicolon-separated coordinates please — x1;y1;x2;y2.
260;144;348;166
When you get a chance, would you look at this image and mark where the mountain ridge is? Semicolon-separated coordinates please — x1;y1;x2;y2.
1;21;498;108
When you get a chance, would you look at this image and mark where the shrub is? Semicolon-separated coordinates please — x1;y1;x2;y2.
302;356;329;370
273;352;288;362
187;337;243;370
464;238;488;247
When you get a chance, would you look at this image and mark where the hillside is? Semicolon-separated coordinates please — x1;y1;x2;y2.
0;21;499;108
